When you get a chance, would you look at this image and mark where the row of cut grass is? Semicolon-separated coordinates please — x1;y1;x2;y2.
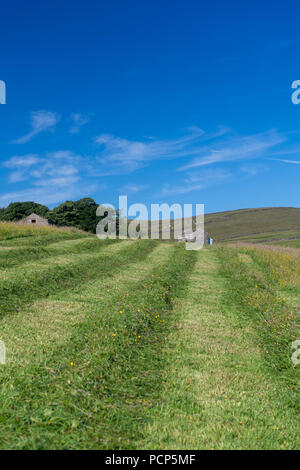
0;242;196;449
0;237;112;269
0;240;159;316
217;245;300;413
137;249;300;449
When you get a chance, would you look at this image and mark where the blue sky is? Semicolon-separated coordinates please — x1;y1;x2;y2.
0;0;300;214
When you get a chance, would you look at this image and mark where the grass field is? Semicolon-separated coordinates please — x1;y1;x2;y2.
0;222;299;449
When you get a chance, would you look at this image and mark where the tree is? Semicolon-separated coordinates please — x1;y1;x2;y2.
50;197;117;233
0;202;50;221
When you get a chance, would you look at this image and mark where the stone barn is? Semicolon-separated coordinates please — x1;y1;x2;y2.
177;230;213;245
19;213;53;226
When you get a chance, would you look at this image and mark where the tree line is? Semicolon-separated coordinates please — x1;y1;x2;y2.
0;198;118;234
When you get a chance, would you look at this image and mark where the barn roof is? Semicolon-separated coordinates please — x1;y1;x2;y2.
24;213;48;220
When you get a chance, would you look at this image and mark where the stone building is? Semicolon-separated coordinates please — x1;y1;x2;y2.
177;230;213;245
19;213;53;226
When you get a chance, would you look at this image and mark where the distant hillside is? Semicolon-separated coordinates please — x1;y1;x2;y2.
205;207;300;243
150;207;300;245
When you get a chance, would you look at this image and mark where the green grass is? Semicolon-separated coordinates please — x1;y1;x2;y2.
0;236;196;449
270;239;300;248
225;229;300;244
0;237;114;268
0;221;90;246
0;224;299;449
134;247;300;449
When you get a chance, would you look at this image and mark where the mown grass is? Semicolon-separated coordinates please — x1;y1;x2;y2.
0;240;196;449
0;237;114;269
0;239;163;316
217;244;300;410
0;223;299;449
135;248;300;449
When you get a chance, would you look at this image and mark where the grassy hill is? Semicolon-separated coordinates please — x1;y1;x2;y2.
205;206;300;243
0;222;299;449
150;206;300;246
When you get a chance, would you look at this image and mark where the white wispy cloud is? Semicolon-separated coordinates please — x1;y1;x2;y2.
120;184;150;193
94;126;229;175
3;150;80;184
0;149;100;206
240;163;268;176
4;154;42;183
69;113;90;133
161;169;232;195
269;158;300;165
33;176;79;187
9;171;28;183
93;127;286;178
0;185;95;207
1;123;295;205
3;154;41;168
177;130;284;171
12;110;61;144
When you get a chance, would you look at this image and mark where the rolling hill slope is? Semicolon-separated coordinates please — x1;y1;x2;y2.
205;206;300;243
150;206;300;245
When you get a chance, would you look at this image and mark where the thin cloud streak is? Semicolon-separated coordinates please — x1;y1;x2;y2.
120;184;150;193
161;169;232;195
94;126;230;175
93;127;286;177
269;158;300;165
0;184;99;207
12;111;61;144
177;130;285;171
3;154;41;168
